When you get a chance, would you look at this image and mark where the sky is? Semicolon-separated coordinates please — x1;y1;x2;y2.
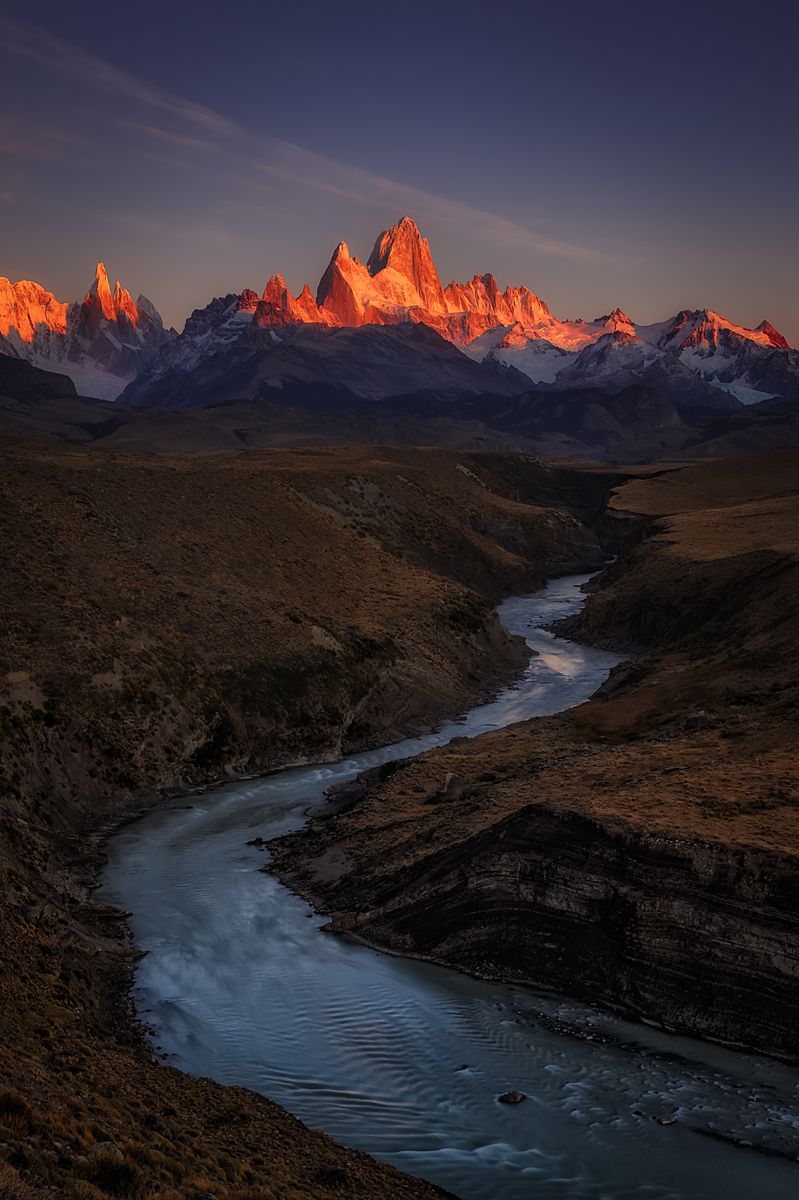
1;0;797;342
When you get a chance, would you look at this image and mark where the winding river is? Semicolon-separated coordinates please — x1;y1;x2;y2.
99;575;799;1200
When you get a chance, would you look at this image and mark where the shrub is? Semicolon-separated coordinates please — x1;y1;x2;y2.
0;1163;39;1200
82;1152;146;1198
0;1088;34;1136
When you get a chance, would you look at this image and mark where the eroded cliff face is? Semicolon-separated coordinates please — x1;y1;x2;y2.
269;449;799;1060
269;706;799;1060
275;780;799;1058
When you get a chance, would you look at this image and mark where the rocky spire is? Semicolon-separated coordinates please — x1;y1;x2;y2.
599;307;636;333
366;216;448;314
316;242;371;326
86;262;116;322
113;280;138;325
253;274;303;327
756;320;790;349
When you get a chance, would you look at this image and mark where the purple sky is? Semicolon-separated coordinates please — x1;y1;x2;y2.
1;0;797;343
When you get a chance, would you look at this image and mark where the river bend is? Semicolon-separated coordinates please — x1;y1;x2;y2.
99;575;799;1200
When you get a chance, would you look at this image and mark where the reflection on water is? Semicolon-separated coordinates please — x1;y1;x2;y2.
99;576;799;1200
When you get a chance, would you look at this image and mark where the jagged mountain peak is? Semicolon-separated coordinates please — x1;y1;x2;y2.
113;280;138;325
262;274;290;301
367;214;424;273
85;261;116;321
757;320;790;349
695;308;726;327
82;261;147;328
253;274;336;329
663;307;782;352
599;306;635;326
255;275;302;327
237;289;260;312
466;272;501;299
0;276;69;344
313;216;557;338
366;215;448;313
0;264;170;397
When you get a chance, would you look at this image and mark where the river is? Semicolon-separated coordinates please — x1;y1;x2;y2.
99;574;799;1200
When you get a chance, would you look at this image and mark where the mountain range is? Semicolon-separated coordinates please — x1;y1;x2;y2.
123;216;799;413
0;262;172;399
2;217;798;458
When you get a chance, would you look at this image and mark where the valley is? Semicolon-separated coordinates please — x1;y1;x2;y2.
3;9;797;1200
0;438;615;1199
99;577;799;1200
2;434;798;1198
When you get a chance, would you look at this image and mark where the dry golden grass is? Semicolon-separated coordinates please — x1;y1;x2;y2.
320;450;799;849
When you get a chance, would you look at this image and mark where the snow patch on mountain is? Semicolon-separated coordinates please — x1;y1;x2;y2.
704;377;777;405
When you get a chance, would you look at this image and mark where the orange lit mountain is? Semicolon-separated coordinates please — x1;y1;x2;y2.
0;278;69;342
238;216;574;351
0;263;171;398
3;217;797;410
311;216;559;346
204;215;797;408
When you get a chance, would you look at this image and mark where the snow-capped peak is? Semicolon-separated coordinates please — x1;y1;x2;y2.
596;307;636;334
756;320;790;350
0;263;170;397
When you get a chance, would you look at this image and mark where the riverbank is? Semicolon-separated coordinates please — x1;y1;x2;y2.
0;440;618;1198
101;574;799;1200
269;449;799;1059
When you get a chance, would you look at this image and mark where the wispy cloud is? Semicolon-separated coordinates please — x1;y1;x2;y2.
0;16;238;138
256;162;380;208
0;115;89;163
257;145;599;262
98;209;235;249
134;150;204;172
0;14;600;264
117;120;215;152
